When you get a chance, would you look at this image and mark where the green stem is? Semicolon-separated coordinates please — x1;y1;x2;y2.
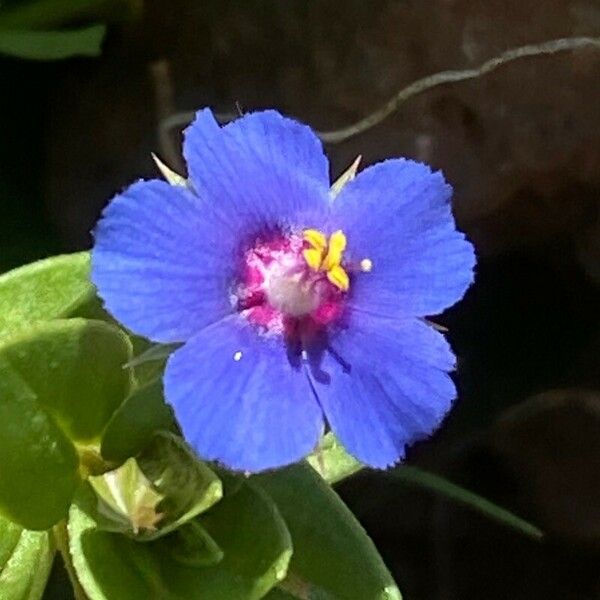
308;433;543;540
52;520;89;600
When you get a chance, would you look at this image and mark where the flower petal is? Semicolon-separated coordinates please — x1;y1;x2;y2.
183;109;330;229
164;316;324;472
333;159;475;317
308;313;457;468
92;179;237;343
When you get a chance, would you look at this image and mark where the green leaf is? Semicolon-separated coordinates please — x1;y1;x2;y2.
0;252;94;339
256;463;401;600
167;521;223;567
0;25;106;60
101;380;177;463
0;0;141;30
0;515;54;600
307;432;363;484
263;590;296;600
69;480;292;599
195;481;292;598
387;466;544;540
92;433;222;541
0;318;133;529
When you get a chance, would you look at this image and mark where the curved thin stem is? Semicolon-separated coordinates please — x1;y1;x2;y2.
158;37;600;151
319;36;600;143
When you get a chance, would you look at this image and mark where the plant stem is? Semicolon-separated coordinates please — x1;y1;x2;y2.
52;520;89;600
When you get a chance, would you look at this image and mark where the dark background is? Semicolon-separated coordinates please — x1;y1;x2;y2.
2;1;600;598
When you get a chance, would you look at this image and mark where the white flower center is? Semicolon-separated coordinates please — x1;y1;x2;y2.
263;260;321;317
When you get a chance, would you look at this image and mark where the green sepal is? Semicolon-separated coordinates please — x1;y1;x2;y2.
92;433;222;541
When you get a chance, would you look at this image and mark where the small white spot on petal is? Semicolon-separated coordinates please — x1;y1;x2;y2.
301;350;308;361
360;258;373;272
233;351;243;361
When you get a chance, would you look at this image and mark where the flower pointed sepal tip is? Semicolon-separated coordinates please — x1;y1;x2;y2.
330;154;362;199
151;152;188;187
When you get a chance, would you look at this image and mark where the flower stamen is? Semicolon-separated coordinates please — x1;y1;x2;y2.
302;229;350;291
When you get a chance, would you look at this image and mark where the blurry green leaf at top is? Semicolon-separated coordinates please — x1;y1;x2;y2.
0;318;132;530
0;0;142;31
92;432;222;541
0;25;106;59
101;379;177;464
256;462;401;600
0;0;143;60
69;480;292;600
0;252;95;339
0;515;54;600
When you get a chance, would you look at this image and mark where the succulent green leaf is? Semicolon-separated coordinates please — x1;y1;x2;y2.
69;480;292;599
101;380;177;463
194;481;292;599
93;433;222;541
256;462;401;600
0;253;95;339
0;252;109;327
0;318;132;442
0;515;54;600
166;521;223;567
0;318;132;529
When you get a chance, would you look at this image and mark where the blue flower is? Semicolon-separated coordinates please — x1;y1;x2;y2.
92;109;475;472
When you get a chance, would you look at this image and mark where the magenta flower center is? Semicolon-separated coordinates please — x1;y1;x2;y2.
236;231;347;337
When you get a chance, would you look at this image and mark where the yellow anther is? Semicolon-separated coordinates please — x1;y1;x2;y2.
303;229;327;252
302;228;350;292
303;248;323;271
327;265;350;291
322;230;347;271
360;258;373;272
